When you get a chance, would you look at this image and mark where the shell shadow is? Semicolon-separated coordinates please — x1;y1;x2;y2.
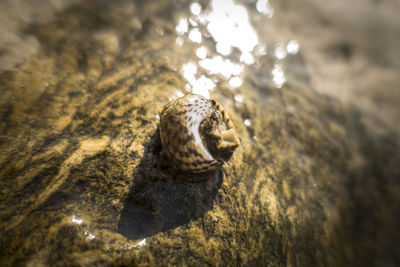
117;128;223;240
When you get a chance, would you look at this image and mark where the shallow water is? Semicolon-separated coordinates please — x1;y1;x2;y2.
0;0;399;266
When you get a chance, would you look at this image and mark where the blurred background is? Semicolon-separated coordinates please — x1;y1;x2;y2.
1;0;399;132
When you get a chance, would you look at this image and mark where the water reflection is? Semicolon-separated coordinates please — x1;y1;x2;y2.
188;28;202;43
256;0;274;17
190;2;202;16
137;238;146;247
71;216;83;225
175;18;188;35
70;215;98;241
182;62;215;98
87;233;96;240
272;64;286;88
175;0;301;97
196;46;208;59
244;119;251;126
192;75;216;96
274;43;287;60
254;43;267;56
199;56;243;78
234;94;244;103
182;62;198;83
287;40;300;55
229;76;243;88
240;52;255;65
206;0;258;56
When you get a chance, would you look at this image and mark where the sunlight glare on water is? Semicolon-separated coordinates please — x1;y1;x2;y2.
177;0;260;97
191;75;216;97
244;119;252;126
272;64;286;88
256;0;274;17
229;76;243;88
206;0;258;56
287;40;300;55
196;46;208;59
176;0;299;97
234;94;244;103
199;56;243;78
137;238;147;247
190;2;202;16
188;28;202;43
71;216;83;225
274;43;287;60
182;62;215;98
175;18;188;35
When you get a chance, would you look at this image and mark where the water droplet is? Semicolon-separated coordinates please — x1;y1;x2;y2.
287;40;300;54
190;3;202;16
244;119;251;126
189;28;202;43
274;43;287;59
196;46;208;59
272;64;286;88
256;0;274;18
175;18;188;35
234;94;244;103
230;77;243;88
240;52;255;65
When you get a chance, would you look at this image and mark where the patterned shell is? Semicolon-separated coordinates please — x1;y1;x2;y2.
160;94;239;173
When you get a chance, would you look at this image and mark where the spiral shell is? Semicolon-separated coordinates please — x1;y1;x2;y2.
159;94;240;173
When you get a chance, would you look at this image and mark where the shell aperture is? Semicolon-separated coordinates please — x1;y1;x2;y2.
159;94;240;173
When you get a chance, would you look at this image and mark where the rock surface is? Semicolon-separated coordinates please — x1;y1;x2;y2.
0;0;399;266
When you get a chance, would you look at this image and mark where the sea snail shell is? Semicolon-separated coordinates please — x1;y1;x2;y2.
160;94;240;173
